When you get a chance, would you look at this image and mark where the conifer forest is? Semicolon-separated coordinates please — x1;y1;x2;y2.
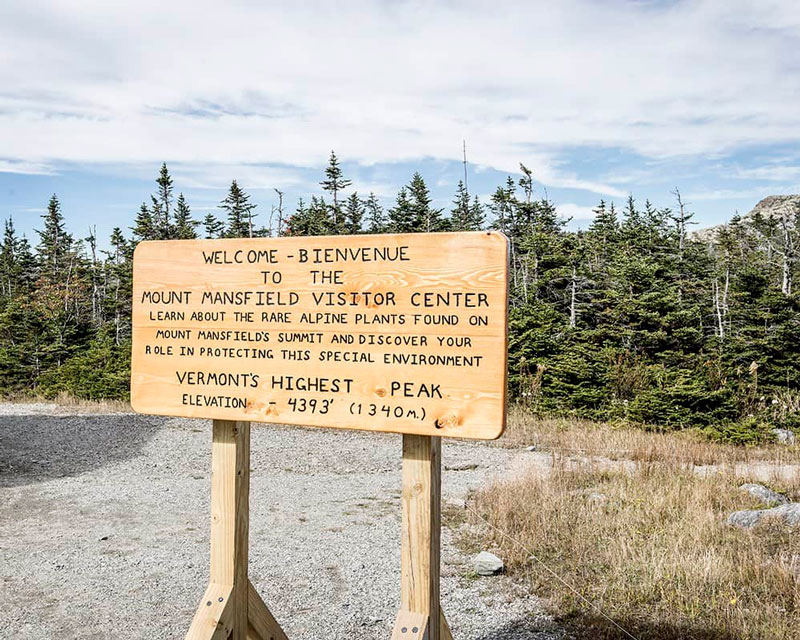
2;153;799;442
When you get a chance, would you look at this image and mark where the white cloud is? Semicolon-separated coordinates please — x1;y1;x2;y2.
0;0;799;197
735;166;800;181
0;159;55;175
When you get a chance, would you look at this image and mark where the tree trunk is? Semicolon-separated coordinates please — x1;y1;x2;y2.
569;266;577;329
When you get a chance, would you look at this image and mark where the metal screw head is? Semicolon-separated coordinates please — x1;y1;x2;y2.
412;627;419;633
401;627;407;633
218;597;224;602
206;601;211;606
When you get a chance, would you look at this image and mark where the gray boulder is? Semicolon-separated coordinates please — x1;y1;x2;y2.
474;551;504;576
739;483;789;507
727;503;800;529
772;428;796;445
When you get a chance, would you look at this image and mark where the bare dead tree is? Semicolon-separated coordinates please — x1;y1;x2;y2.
274;188;285;236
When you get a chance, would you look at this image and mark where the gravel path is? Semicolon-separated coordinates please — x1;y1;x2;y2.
0;404;565;639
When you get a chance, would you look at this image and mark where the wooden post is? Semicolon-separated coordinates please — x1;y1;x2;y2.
392;434;453;640
185;420;289;640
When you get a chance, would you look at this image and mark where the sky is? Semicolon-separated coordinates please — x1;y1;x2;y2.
1;0;799;246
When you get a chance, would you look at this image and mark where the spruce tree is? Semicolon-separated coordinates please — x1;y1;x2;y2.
132;203;156;242
588;200;617;244
202;213;225;239
408;172;446;231
450;180;471;231
285;197;329;236
388;187;414;233
344;192;365;234
320;151;351;232
0;218;22;300
365;193;386;234
36;194;72;282
153;163;174;239
173;193;198;239
489;183;514;235
220;180;257;238
468;195;485;230
105;227;131;345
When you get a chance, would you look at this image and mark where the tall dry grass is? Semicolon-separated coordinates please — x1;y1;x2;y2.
468;436;800;639
502;407;800;467
1;391;131;413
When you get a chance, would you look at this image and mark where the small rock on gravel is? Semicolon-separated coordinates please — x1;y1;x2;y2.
727;503;800;529
772;428;796;445
739;483;788;506
474;551;504;576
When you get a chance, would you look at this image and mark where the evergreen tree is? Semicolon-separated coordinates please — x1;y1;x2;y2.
450;181;484;231
365;193;386;234
489;182;514;235
450;180;471;231
589;200;616;237
388;187;414;233
407;172;446;232
220;180;257;238
152;163;174;239
468;195;485;230
202;213;225;239
132;203;156;242
173;193;198;239
103;227;132;345
344;192;365;234
0;219;19;300
0;218;33;302
36;194;73;283
320;151;351;232
285;197;329;236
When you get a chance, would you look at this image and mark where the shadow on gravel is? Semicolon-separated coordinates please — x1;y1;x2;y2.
0;413;163;488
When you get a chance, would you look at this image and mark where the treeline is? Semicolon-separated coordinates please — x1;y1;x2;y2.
1;153;799;440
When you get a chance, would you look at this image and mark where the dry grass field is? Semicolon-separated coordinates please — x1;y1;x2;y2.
2;391;132;413
463;409;800;639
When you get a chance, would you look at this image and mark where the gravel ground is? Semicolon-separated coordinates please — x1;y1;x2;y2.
0;404;565;639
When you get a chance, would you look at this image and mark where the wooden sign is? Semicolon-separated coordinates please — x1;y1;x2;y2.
131;231;508;439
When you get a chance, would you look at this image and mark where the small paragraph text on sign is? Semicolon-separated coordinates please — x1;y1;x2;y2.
131;231;508;439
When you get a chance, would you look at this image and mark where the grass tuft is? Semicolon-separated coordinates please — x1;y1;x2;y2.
466;412;800;639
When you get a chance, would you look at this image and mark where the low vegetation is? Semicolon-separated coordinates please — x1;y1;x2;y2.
464;413;800;640
502;407;800;466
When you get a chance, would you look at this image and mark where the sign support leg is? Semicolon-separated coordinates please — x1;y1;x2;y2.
185;420;289;640
392;434;453;640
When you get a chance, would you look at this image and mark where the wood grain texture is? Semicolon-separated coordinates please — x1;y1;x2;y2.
131;231;508;440
400;434;441;640
439;610;453;640
187;420;287;640
185;583;233;640
247;580;289;640
391;609;430;640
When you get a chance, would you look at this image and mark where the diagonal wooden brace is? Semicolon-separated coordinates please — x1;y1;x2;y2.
392;610;429;639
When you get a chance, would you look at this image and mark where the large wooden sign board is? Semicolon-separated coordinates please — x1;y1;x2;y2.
130;231;509;640
131;231;508;439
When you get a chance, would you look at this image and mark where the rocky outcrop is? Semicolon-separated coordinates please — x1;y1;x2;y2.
746;195;800;220
693;194;800;243
727;503;800;529
739;483;789;507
